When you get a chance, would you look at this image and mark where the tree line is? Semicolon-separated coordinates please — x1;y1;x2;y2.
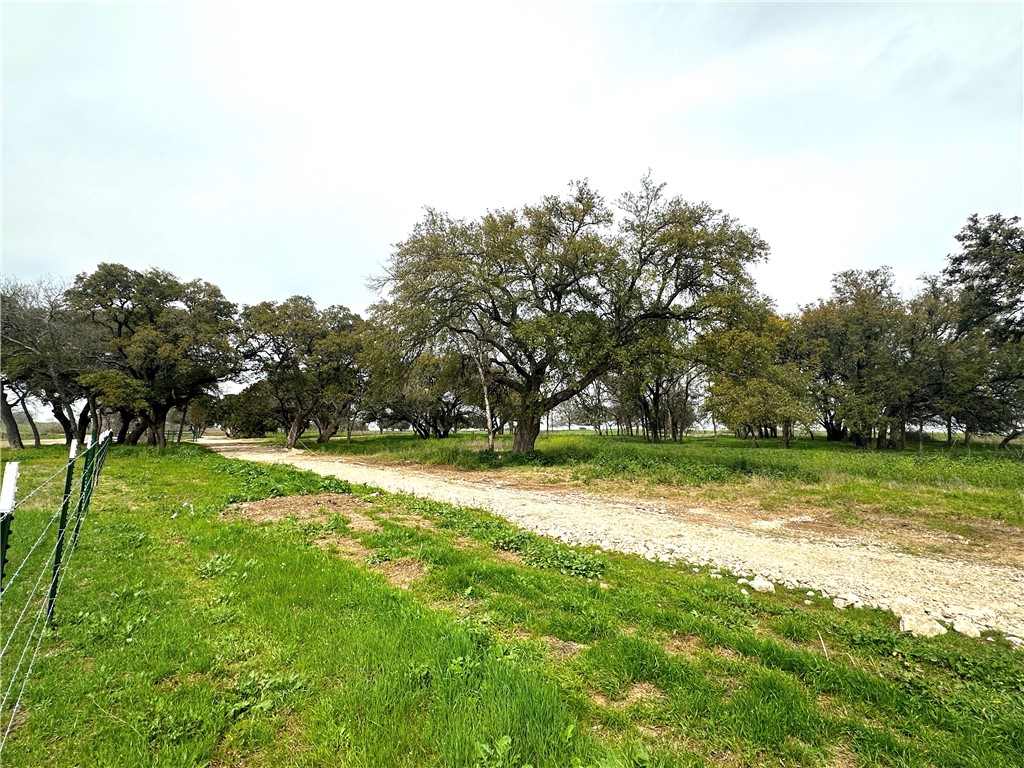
3;178;1021;453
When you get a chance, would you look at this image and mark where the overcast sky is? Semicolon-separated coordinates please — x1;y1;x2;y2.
4;1;1022;315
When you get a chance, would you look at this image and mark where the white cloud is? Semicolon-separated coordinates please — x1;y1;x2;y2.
3;1;1020;316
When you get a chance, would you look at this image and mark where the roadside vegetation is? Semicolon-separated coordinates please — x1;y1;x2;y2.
293;431;1024;532
2;444;1022;767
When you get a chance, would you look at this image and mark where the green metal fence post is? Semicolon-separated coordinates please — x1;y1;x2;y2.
46;441;79;626
71;430;110;552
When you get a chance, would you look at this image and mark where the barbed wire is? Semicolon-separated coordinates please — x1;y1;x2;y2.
0;584;50;754
0;431;112;759
0;507;64;598
0;534;60;664
0;519;86;755
7;456;77;512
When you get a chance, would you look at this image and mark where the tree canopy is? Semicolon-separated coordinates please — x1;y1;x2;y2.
238;296;362;449
374;177;767;451
2;200;1021;455
66;263;239;446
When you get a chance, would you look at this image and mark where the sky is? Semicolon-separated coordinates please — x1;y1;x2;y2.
3;1;1022;316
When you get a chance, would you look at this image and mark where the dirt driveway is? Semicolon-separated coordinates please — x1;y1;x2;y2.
204;439;1024;640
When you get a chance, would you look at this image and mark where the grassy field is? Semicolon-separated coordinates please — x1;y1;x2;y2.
290;431;1024;534
0;444;1021;766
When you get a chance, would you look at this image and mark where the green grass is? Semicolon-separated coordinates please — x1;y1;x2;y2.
1;444;1022;766
295;431;1024;530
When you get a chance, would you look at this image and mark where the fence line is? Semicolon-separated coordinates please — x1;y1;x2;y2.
0;429;113;760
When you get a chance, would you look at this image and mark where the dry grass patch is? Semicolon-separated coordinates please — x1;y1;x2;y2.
591;682;666;709
314;536;426;589
713;645;741;661
226;493;377;528
825;742;862;768
491;547;525;564
314;534;373;562
542;635;587;660
635;727;741;768
377;511;436;529
665;633;704;656
376;558;428;590
155;671;209;692
447;535;524;564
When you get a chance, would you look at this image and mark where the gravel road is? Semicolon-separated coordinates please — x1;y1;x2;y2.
206;441;1024;641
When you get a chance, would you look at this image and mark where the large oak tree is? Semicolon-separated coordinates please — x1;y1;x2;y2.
66;263;239;446
238;296;362;449
375;177;767;452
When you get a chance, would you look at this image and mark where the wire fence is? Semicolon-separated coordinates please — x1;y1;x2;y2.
0;429;113;759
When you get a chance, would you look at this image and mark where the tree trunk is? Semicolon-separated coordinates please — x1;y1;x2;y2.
76;406;92;445
875;424;887;451
825;424;847;441
998;429;1022;450
471;352;496;452
512;414;542;453
18;396;41;448
149;404;171;448
116;410;134;444
125;416;151;445
90;396;101;435
117;418;131;444
52;405;74;445
176;403;188;444
153;419;166;448
285;412;308;450
1;390;24;450
316;420;341;443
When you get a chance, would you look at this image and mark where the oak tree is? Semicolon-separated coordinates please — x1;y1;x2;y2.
375;177;766;452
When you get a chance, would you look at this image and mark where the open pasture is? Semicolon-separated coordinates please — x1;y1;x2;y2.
0;443;1021;766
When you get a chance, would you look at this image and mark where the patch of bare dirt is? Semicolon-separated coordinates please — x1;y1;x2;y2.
591;682;666;709
314;537;426;589
314;534;372;562
713;646;741;661
156;671;208;691
5;707;28;735
826;743;862;768
491;547;525;564
634;727;740;767
376;558;428;589
665;633;704;656
378;511;436;529
346;512;382;533
226;493;374;527
542;636;587;660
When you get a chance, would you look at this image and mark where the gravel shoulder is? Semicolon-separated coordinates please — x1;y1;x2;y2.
204;439;1024;640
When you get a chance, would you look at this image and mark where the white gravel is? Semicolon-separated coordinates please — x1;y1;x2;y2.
207;443;1024;640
